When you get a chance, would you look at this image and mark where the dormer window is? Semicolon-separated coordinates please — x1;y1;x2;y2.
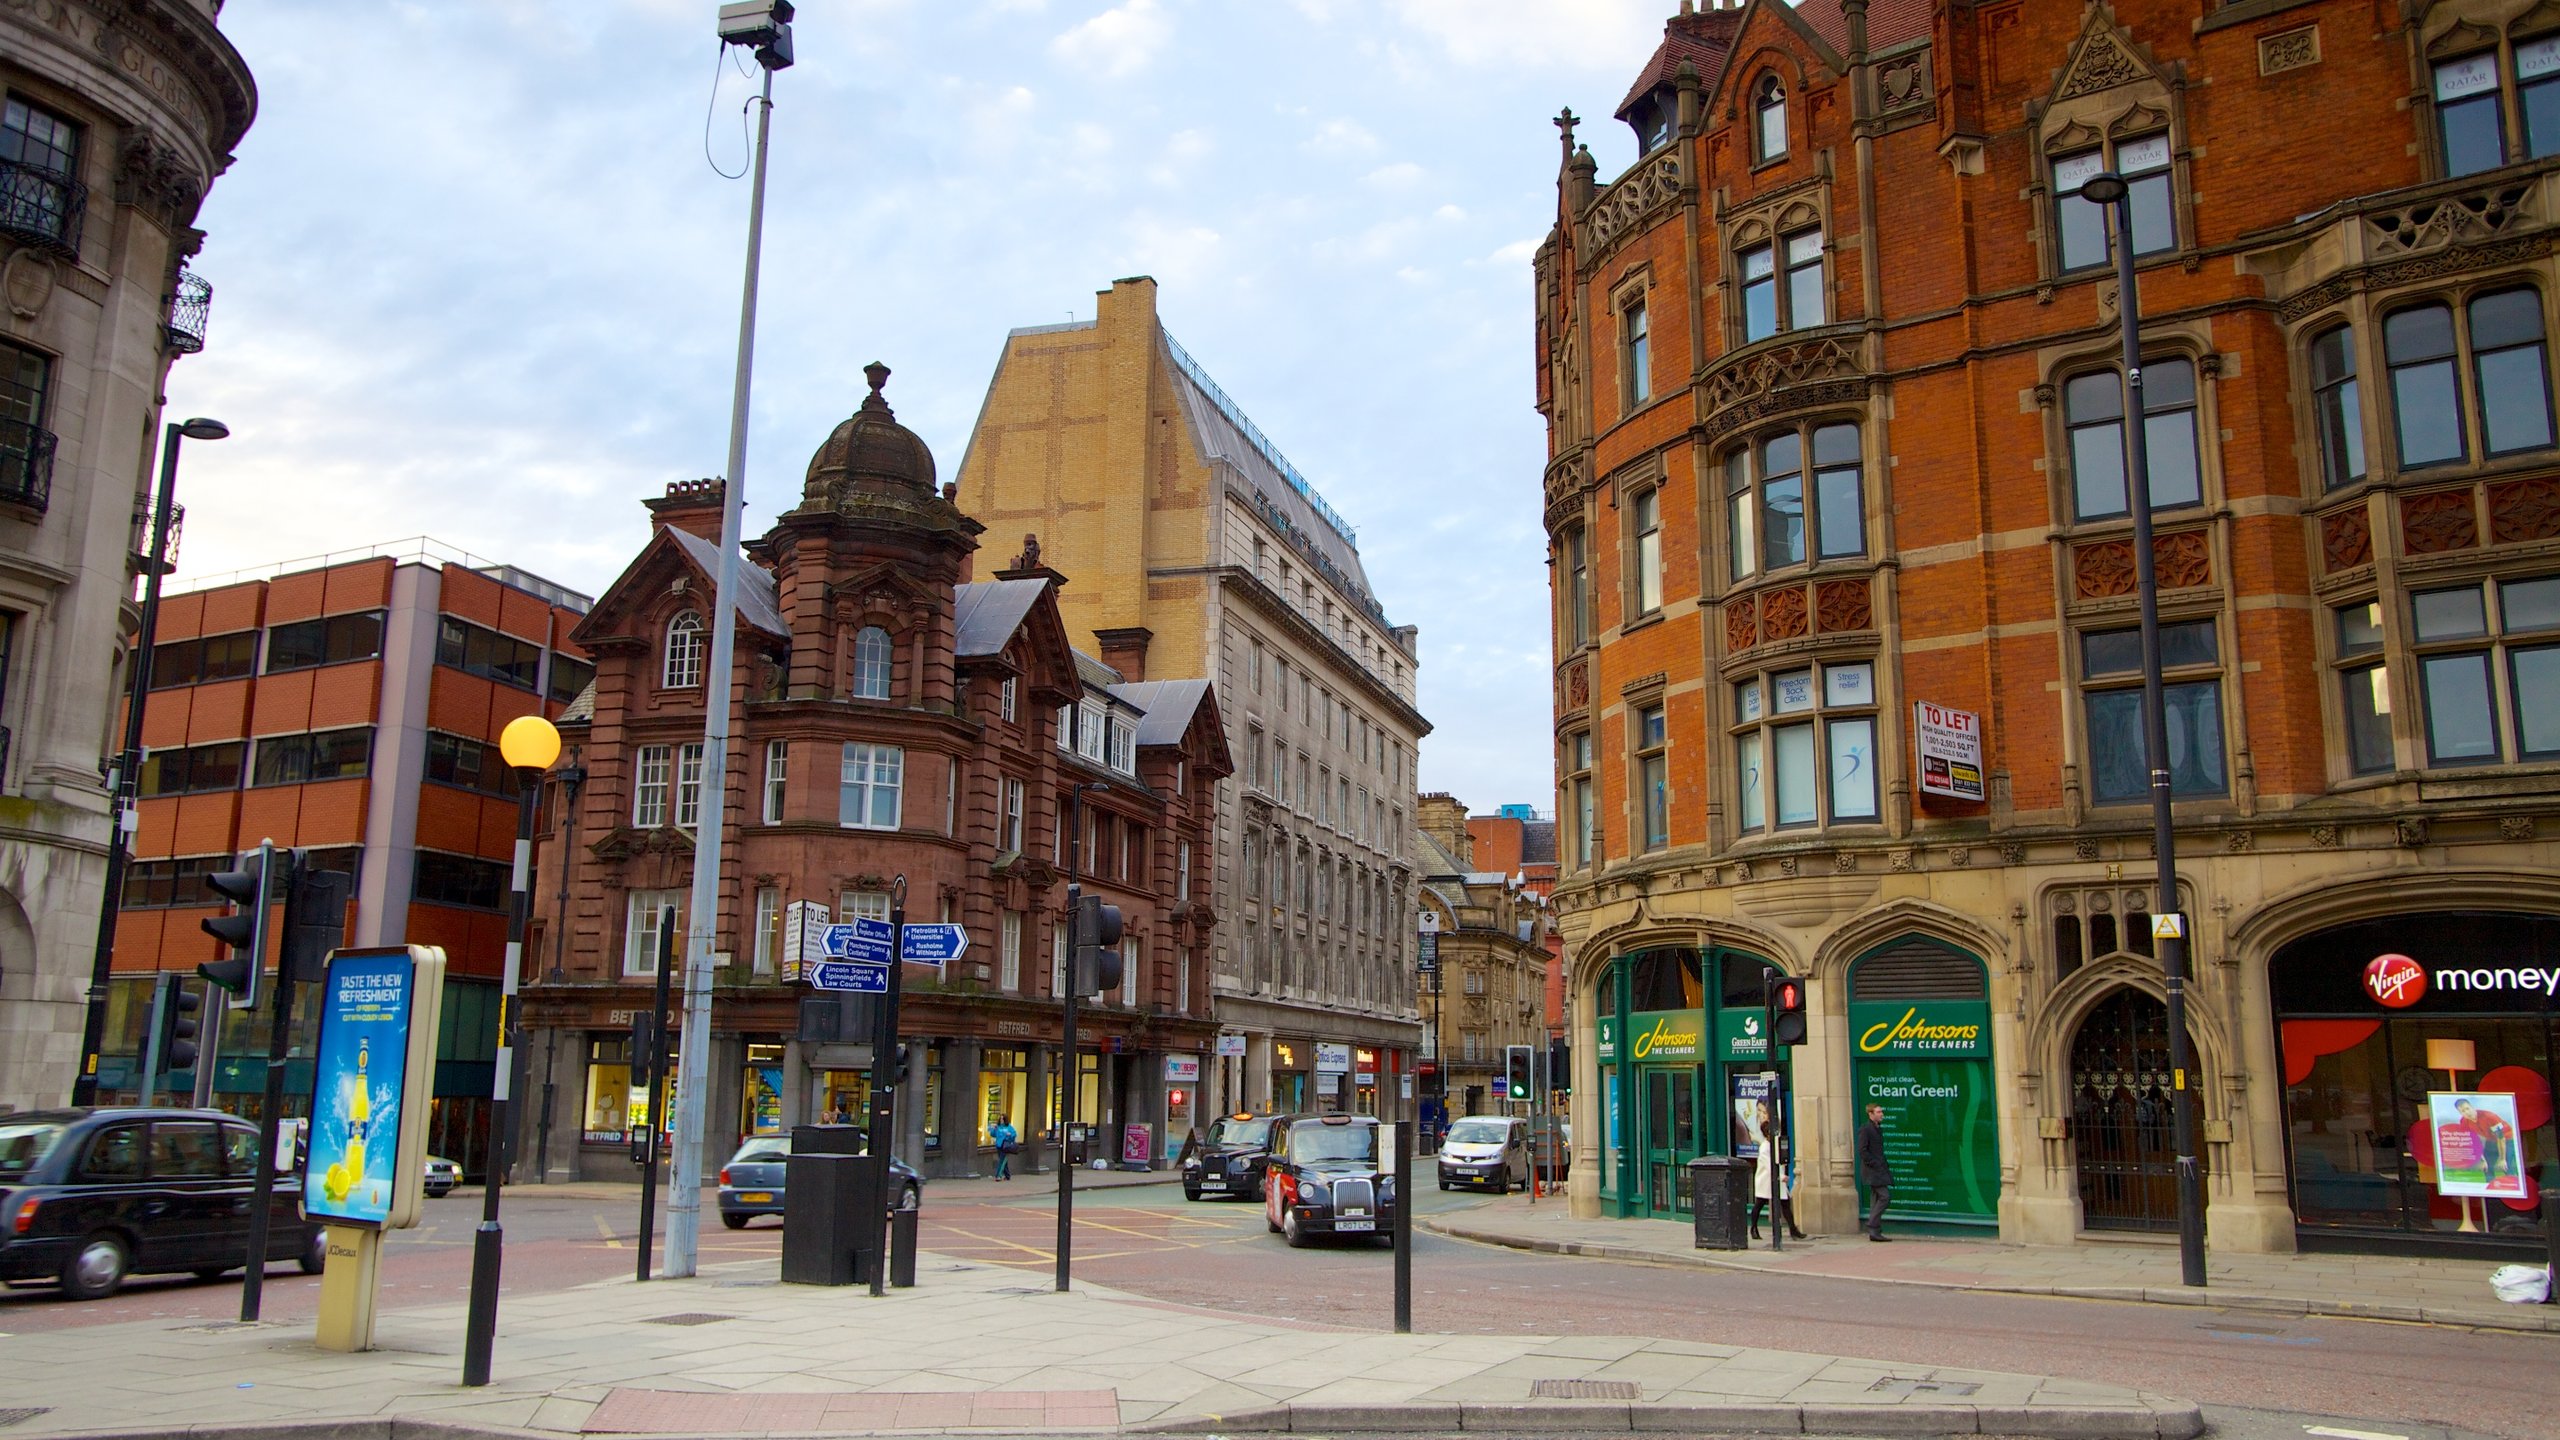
1627;92;1672;154
662;610;704;689
851;625;892;700
1753;74;1787;163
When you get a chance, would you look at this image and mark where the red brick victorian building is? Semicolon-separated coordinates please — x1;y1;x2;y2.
1547;1;2560;1253
518;366;1230;1180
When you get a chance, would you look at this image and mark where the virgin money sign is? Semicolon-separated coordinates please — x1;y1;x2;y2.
2364;953;2426;1008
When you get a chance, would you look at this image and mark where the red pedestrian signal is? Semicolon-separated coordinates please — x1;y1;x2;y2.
1770;976;1809;1047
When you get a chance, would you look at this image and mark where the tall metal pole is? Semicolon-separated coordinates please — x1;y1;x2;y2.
237;841;285;1322
1056;784;1093;1292
637;907;675;1282
670;53;780;1282
74;421;191;1105
1391;1116;1412;1332
535;759;584;1183
867;877;907;1297
2094;174;2208;1288
464;770;541;1385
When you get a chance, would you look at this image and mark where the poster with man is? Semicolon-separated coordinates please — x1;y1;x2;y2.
2429;1091;2527;1199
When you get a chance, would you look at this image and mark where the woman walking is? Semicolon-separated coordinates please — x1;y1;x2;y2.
1750;1114;1805;1241
990;1116;1019;1180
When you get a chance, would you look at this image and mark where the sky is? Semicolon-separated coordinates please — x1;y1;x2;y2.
164;0;1684;812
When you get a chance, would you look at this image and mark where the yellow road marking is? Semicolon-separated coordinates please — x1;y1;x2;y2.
595;1214;622;1249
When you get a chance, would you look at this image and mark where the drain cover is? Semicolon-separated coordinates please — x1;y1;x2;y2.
641;1312;737;1326
0;1410;52;1430
1530;1380;1641;1400
1868;1377;1980;1398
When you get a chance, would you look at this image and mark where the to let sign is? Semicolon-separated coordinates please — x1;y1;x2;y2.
1914;701;1985;802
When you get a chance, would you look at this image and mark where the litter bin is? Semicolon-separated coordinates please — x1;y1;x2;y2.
1688;1155;1751;1251
781;1125;883;1286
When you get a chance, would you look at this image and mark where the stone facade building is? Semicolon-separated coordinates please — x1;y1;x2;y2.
0;0;253;1107
1543;0;2560;1253
1416;795;1552;1115
957;278;1427;1119
516;370;1230;1181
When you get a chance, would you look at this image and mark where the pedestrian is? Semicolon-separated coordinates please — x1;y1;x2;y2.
990;1117;1018;1180
1857;1102;1892;1241
1749;1113;1804;1242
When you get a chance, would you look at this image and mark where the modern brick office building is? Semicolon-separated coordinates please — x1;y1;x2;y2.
513;373;1231;1182
1543;0;2560;1252
100;542;592;1175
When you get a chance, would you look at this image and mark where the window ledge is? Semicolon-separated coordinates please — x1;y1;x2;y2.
1621;609;1668;637
2195;0;2326;34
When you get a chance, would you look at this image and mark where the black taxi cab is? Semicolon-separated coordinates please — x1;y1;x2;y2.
0;1108;325;1299
1181;1112;1279;1202
1262;1113;1396;1247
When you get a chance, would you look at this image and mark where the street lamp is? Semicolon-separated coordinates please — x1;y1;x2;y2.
1057;778;1106;1292
2077;170;2207;1289
463;712;561;1386
74;416;228;1107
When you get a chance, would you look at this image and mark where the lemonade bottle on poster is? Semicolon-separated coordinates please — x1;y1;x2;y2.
347;1038;371;1199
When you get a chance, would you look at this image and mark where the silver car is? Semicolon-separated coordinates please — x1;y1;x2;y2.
1435;1115;1529;1192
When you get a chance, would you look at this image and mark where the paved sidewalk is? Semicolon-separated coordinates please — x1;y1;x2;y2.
1428;1195;2560;1334
0;1250;2199;1439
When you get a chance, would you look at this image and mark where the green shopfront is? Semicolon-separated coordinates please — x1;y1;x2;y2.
1597;945;1784;1218
1848;938;2001;1233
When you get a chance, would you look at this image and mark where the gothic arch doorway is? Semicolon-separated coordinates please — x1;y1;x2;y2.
2069;988;2200;1231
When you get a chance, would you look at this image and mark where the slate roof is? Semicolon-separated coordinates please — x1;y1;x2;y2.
1520;820;1558;867
667;527;788;637
558;679;597;724
1616;4;1741;120
1788;0;1934;56
1073;651;1126;691
952;578;1048;658
1108;679;1214;748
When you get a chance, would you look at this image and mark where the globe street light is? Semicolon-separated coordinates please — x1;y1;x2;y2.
74;416;229;1107
463;712;561;1385
2077;170;2207;1288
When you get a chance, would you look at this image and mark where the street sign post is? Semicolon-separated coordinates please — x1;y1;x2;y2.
899;923;967;965
822;918;894;964
808;960;888;994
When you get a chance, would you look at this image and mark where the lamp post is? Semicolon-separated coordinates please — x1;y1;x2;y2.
2078;170;2207;1289
1057;779;1106;1292
534;751;584;1183
462;713;561;1386
74;416;228;1107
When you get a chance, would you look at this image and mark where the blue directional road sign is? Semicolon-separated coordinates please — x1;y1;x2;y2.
899;923;968;966
822;917;894;964
808;960;887;994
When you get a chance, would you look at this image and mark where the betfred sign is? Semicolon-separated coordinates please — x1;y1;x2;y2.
2363;953;2426;1008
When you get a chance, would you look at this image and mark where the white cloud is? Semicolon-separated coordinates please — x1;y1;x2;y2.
1050;0;1172;79
1364;161;1425;189
1383;0;1660;71
1303;118;1380;155
1433;202;1466;221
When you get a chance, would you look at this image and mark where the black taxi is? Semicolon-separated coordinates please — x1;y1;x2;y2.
1261;1113;1396;1247
0;1108;325;1299
1181;1112;1279;1202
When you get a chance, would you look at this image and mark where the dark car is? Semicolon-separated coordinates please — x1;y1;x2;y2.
1262;1113;1397;1248
1181;1112;1279;1202
0;1108;325;1300
717;1136;922;1229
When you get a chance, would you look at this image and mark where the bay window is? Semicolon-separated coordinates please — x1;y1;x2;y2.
840;742;903;829
1728;421;1862;579
1731;661;1879;831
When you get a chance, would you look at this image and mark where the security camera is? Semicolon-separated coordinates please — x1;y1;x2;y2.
717;1;795;68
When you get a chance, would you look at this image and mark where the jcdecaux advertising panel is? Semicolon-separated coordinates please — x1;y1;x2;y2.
305;947;446;1231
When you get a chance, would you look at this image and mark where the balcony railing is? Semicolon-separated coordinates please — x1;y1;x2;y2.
0;417;57;513
165;269;211;355
0;158;86;257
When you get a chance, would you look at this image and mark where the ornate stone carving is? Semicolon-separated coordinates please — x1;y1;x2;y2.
1726;597;1759;653
2259;26;2319;76
2075;839;2102;861
2489;477;2560;544
2367;181;2535;260
2312;824;2340;848
2075;540;2135;599
2225;830;2254;854
1888;849;1915;872
1;249;55;323
1998;843;2025;866
114;130;206;232
2397;817;2431;848
1698;333;1867;441
1878;53;1931;113
2322;507;2373;571
1814;578;1872;632
2155;530;2211;589
2276;234;2559;323
1777;856;1800;878
1735;858;1755;882
2059;31;2147;99
1762;585;1809;641
1945;846;1973;868
1833;849;1859;873
1582;149;1684;258
1562;660;1590;712
2501;816;2538;842
2402;488;2480;553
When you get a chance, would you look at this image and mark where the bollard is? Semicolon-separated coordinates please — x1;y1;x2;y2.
890;1204;918;1289
2544;1189;2558;1304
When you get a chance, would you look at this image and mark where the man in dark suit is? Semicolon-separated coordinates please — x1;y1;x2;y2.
1857;1102;1892;1241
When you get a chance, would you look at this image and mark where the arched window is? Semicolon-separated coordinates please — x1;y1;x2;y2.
852;625;893;700
1753;74;1787;162
662;611;703;689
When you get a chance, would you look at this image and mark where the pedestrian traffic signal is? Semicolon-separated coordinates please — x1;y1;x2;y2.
1071;893;1124;995
198;846;278;1010
152;977;202;1072
1547;1037;1570;1093
1505;1044;1536;1102
1770;974;1809;1047
631;1021;661;1080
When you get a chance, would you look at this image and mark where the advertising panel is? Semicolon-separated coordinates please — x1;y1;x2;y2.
1164;1055;1201;1083
1597;1010;1706;1064
1914;702;1985;802
1849;998;1997;1225
1215;1034;1249;1058
1315;1042;1352;1074
305;948;444;1230
1730;1071;1778;1159
2428;1091;2528;1199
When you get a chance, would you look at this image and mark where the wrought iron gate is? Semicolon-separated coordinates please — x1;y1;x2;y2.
2070;989;2189;1231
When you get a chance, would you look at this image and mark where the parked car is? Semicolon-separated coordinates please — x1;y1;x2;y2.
423;1155;461;1198
717;1136;921;1229
1181;1112;1279;1202
0;1107;325;1300
1436;1114;1530;1192
1263;1113;1396;1248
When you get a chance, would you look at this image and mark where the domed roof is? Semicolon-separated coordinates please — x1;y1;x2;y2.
805;362;936;498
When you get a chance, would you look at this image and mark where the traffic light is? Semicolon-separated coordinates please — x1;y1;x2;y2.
151;976;203;1073
199;846;279;1011
1547;1037;1570;1093
280;857;353;982
1070;893;1124;995
631;1020;660;1081
1504;1044;1535;1102
1770;974;1809;1047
